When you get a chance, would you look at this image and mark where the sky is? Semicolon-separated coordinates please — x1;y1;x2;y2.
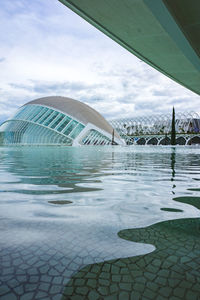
0;0;200;123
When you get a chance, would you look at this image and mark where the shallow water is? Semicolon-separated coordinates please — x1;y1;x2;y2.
0;145;200;299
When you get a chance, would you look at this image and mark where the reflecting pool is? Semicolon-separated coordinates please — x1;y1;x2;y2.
0;146;200;299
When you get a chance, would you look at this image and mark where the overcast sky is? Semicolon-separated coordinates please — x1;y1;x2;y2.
0;0;199;123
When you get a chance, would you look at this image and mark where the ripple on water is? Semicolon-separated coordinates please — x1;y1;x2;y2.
48;200;73;205
160;207;183;212
1;145;200;299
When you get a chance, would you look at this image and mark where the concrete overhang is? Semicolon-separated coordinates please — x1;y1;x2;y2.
59;0;200;95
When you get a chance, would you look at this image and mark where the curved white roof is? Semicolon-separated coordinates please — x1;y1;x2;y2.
24;96;120;138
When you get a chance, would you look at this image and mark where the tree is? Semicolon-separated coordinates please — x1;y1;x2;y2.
171;107;176;145
111;129;117;145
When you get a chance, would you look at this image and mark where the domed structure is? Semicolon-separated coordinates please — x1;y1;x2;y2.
0;96;123;146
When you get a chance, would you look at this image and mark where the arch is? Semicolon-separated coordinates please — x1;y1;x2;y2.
110;111;200;145
176;136;186;145
126;138;134;145
159;137;171;145
147;137;158;145
187;136;200;145
137;138;146;145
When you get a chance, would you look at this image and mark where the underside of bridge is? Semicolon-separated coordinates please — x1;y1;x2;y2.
59;0;200;95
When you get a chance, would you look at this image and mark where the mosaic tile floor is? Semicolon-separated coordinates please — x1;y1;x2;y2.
0;215;153;300
62;196;200;299
62;217;200;300
1;147;200;300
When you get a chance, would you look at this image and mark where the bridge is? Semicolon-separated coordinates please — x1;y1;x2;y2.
110;111;200;145
59;0;200;96
120;133;200;146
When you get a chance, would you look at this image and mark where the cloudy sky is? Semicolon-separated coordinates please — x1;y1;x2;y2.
0;0;199;123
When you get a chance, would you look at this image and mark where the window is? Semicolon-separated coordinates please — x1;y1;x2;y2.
38;109;53;124
16;106;30;119
14;107;27;119
50;113;65;129
63;120;78;136
26;106;40;121
28;106;43;121
69;123;85;139
32;107;48;122
44;111;59;126
57;116;71;132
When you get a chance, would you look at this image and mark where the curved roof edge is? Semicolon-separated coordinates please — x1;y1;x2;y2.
24;96;121;139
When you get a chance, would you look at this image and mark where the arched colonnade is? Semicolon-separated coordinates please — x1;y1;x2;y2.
126;135;200;145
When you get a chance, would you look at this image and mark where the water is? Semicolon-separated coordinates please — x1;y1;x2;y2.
0;145;200;299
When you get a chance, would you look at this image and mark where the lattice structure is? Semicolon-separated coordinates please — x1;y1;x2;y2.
110;112;200;136
110;112;200;145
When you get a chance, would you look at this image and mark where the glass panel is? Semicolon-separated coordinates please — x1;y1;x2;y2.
57;116;71;132
26;106;40;121
38;109;53;124
21;106;34;120
24;106;35;120
14;107;27;119
24;106;39;121
44;111;59;126
26;106;41;121
50;114;65;129
81;131;91;144
80;129;111;145
69;123;85;139
36;108;50;124
15;106;30;119
32;107;48;122
63;120;78;136
23;106;32;120
0;122;9;131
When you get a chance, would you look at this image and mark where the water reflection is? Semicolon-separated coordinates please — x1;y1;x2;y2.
48;200;73;205
62;165;200;299
1;146;200;299
1;147;106;194
171;148;176;180
160;207;183;212
171;148;176;195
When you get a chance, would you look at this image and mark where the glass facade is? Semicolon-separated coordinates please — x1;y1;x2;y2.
0;104;85;146
81;129;111;145
0;103;113;146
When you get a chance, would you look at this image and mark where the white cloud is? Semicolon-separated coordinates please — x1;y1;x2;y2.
0;0;199;124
